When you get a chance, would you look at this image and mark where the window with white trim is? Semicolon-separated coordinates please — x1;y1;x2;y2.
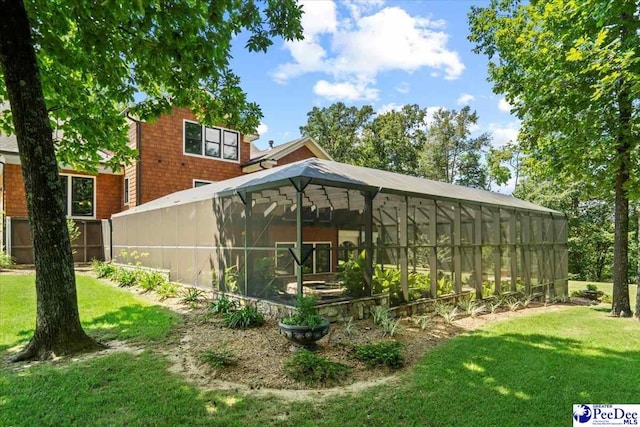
60;174;95;217
275;242;332;275
184;121;239;161
193;180;213;188
124;177;129;205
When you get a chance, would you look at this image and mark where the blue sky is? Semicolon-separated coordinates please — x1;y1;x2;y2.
230;0;519;158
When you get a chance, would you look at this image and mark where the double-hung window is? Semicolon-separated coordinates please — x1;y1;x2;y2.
60;174;95;218
184;121;239;161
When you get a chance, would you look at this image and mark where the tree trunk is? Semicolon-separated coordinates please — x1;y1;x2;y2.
0;0;102;360
635;206;640;319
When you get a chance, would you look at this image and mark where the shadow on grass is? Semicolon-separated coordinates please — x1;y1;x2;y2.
83;304;179;343
284;330;640;427
1;305;179;358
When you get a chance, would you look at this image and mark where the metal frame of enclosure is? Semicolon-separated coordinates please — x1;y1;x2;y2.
112;159;568;307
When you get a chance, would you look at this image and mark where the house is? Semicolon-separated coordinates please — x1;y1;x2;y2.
0;107;331;263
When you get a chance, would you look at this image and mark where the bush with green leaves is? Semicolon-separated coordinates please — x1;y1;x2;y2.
180;286;206;304
138;271;167;292
114;267;140;287
280;296;323;328
91;259;116;278
0;251;15;269
209;294;238;315
198;348;236;368
284;349;349;385
156;282;180;301
354;340;405;368
224;305;264;329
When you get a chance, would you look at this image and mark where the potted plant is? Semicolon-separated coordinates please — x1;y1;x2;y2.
278;296;330;346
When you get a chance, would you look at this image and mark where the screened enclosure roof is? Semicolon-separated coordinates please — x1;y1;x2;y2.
113;158;563;218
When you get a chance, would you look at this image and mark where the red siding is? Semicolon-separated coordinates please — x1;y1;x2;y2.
137;107;249;204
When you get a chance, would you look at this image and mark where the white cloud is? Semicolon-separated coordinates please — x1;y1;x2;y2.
498;97;512;113
488;121;520;147
457;93;475;105
273;4;464;101
377;102;403;115
257;122;268;135
395;82;410;94
313;79;379;101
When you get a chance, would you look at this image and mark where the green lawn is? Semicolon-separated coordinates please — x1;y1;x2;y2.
0;274;178;355
569;280;638;299
1;275;640;426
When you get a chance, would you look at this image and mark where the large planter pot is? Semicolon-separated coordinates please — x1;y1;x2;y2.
278;318;330;346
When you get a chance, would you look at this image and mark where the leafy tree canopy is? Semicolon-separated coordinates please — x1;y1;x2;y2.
0;0;303;172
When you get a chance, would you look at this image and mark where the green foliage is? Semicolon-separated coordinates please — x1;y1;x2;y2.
413;315;433;331
156;282;180;301
180;287;206;305
353;341;405;368
419;106;491;189
91;259;115;278
436;276;454;296
381;318;401;337
223;265;239;293
586;284;599;292
114;267;140;288
343;316;355;336
138;271;166;292
371;306;390;325
0;251;15;269
441;306;459;324
224;306;264;329
66;218;80;253
281;296;323;328
198;348;236;368
209;295;238;315
284;349;349;386
338;250;367;297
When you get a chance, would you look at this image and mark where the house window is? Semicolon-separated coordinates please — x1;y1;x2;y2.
275;242;332;275
124;177;129;205
184;121;239;161
193;180;214;188
60;174;95;217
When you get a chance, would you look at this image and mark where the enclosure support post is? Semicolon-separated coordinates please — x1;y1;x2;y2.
493;209;502;296
241;191;252;297
474;206;483;299
521;213;531;294
453;203;462;294
429;201;438;298
363;191;374;296
509;212;518;292
548;214;556;300
296;187;304;297
399;197;409;302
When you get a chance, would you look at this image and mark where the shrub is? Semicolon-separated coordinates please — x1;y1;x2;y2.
0;251;15;269
280;296;323;328
586;283;599;292
224;306;264;329
92;259;116;278
180;286;206;305
284;349;349;385
354;341;405;368
198;348;236;368
114;267;140;287
156;282;180;301
209;295;238;315
139;271;166;292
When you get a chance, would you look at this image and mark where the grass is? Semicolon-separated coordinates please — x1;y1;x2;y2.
0;274;178;355
569;280;638;299
2;274;640;426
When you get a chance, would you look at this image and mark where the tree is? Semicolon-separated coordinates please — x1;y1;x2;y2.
361;104;429;175
299;102;374;164
0;0;302;361
469;0;639;316
418;106;491;188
